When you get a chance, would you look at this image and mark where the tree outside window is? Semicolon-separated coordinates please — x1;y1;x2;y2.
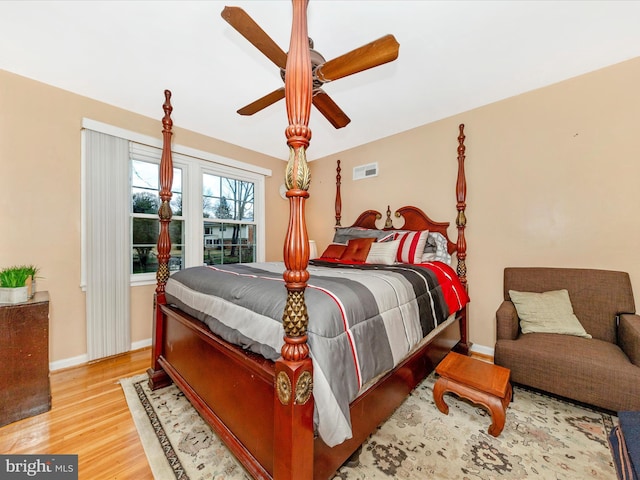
131;160;183;274
203;174;255;265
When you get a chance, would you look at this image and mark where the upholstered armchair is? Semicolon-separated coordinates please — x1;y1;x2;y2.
494;267;640;412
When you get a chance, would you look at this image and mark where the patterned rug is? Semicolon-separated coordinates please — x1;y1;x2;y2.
120;373;617;480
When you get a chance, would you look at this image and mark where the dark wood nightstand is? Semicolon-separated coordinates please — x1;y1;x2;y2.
0;291;51;427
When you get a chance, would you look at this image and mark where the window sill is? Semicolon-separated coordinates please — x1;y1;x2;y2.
130;274;157;287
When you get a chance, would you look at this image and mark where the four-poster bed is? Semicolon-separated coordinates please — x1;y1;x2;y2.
147;2;470;479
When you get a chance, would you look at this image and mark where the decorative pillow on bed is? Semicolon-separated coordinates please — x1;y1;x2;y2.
394;230;429;264
508;289;592;338
365;240;400;265
319;243;347;260
421;232;452;265
340;237;376;262
333;227;394;244
378;232;396;243
423;233;438;254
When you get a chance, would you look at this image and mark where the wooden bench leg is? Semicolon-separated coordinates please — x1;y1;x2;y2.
486;382;512;437
433;377;451;415
433;377;511;437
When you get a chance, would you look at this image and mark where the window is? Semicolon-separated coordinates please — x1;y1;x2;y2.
202;174;256;265
128;141;267;283
130;159;184;274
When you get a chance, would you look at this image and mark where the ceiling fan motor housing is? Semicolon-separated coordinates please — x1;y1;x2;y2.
279;38;327;92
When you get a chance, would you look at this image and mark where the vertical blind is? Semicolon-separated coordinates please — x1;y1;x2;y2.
84;129;130;360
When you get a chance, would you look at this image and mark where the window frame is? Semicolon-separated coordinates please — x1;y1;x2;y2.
129;147;267;286
201;168;258;266
129;150;188;283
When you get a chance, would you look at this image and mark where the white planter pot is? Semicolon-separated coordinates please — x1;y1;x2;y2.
0;286;29;304
26;276;36;299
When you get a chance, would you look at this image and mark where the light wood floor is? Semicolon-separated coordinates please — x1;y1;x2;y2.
0;347;154;480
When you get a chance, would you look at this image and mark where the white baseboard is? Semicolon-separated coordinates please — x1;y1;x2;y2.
131;338;152;350
50;353;89;372
49;338;152;371
469;343;495;358
50;338;491;371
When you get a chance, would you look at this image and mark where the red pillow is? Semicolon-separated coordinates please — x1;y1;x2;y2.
319;243;347;260
340;237;376;262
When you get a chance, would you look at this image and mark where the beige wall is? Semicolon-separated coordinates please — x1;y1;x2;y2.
0;69;287;365
3;56;639;364
306;57;640;352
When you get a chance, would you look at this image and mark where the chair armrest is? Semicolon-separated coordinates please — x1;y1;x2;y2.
496;301;520;341
619;313;640;367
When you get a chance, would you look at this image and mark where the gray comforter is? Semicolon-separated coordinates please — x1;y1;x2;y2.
165;260;468;446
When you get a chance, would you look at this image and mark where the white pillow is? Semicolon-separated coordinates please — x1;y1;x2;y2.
366;240;400;265
509;289;592;338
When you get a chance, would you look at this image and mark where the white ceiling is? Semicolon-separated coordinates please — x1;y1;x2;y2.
1;1;639;160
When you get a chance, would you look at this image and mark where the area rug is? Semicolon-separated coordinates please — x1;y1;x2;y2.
120;373;617;480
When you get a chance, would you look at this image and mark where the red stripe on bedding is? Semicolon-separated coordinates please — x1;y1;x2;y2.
395;232;417;263
417;261;470;313
206;265;364;388
206;265;284;281
307;284;363;388
396;233;411;261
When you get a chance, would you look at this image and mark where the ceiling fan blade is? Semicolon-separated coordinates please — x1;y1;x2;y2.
237;88;286;116
221;6;288;69
312;90;351;129
315;34;400;82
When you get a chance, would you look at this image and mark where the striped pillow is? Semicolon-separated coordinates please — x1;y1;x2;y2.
394;230;429;264
366;240;400;265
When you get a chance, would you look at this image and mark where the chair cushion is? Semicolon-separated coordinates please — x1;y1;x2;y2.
495;333;640;412
509;289;591;338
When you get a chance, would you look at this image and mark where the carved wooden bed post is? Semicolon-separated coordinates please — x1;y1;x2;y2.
335;160;342;226
274;1;314;478
455;124;467;285
148;90;174;389
455;123;470;352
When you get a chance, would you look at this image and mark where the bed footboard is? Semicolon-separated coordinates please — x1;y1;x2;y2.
154;303;278;479
149;301;463;480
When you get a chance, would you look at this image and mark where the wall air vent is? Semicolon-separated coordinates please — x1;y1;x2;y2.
353;162;378;181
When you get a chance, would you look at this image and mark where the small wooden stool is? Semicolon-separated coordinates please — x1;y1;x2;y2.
433;351;512;437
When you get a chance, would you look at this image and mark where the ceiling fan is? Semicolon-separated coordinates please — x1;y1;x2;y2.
221;6;400;129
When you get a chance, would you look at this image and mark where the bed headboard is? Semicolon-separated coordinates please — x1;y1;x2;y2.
334;123;468;283
348;205;458;254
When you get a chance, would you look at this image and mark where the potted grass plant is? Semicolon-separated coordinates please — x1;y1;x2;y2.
0;265;33;304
